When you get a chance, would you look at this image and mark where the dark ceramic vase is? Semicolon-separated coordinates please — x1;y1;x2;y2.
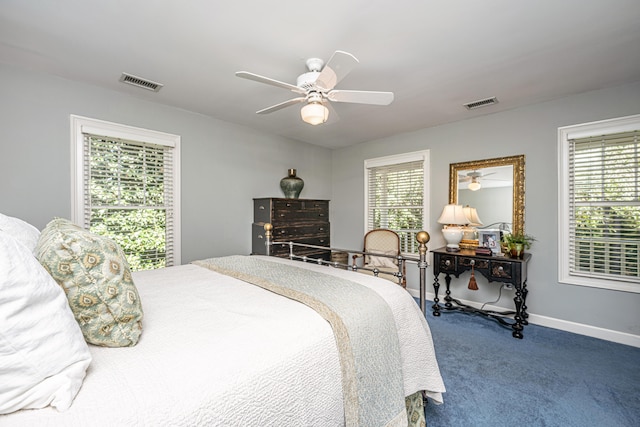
280;169;304;198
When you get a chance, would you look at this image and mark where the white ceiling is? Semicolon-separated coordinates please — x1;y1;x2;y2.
2;1;639;149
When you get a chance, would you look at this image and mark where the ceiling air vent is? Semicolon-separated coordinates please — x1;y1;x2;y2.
119;73;163;92
464;96;498;110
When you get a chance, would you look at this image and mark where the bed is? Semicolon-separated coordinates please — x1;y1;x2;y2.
0;214;445;426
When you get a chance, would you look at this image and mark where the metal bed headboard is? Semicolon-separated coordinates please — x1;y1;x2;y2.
261;223;431;315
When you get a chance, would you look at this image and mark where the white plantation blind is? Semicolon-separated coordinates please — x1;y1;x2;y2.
568;130;640;283
83;133;176;270
366;157;426;254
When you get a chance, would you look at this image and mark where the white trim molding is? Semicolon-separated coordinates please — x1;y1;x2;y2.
363;149;431;244
70;115;182;266
407;288;640;348
557;113;640;294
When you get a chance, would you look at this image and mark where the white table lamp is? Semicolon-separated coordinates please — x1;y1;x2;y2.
461;205;484;243
462;206;483;226
437;204;470;251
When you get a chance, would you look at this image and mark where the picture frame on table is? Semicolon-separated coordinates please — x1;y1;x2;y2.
477;229;502;254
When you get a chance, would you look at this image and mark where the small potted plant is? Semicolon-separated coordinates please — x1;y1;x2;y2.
502;232;535;259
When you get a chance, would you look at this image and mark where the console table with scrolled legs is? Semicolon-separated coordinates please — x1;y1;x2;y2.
431;247;532;339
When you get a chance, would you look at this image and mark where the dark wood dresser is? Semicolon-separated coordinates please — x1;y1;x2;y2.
431;247;531;338
252;198;330;260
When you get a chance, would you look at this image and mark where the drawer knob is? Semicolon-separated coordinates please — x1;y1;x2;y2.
259;205;265;210
257;234;263;239
286;203;291;207
470;260;475;266
498;266;504;272
445;260;451;266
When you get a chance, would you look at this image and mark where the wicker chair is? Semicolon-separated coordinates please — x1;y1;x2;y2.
352;229;406;287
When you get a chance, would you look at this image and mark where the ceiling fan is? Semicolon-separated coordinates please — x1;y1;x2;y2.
458;170;497;181
235;51;394;125
458;171;497;191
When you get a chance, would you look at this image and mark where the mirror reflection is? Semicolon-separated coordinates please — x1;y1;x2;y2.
449;155;525;235
458;165;513;230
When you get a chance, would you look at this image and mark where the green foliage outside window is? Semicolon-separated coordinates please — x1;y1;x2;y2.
88;136;168;271
572;133;640;279
370;166;424;253
90;209;166;271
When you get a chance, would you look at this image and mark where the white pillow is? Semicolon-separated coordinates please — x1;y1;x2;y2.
0;213;40;252
0;231;92;415
368;249;398;269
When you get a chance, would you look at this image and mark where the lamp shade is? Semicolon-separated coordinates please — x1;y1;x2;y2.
301;103;329;125
462;206;483;226
437;204;469;225
438;204;468;251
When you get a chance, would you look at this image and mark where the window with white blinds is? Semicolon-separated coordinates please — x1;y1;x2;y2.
558;114;640;293
71;116;181;271
365;151;429;255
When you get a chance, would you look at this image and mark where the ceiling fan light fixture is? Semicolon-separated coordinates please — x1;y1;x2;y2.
236;51;393;123
301;102;328;125
468;181;481;191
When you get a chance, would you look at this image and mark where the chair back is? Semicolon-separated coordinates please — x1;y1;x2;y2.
363;229;401;265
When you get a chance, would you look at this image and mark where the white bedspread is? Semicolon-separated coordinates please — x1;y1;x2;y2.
1;256;444;427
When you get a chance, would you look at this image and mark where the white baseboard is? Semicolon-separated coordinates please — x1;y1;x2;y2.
407;288;640;348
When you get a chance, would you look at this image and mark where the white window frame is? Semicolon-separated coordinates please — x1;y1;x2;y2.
558;113;640;293
364;150;430;255
70;115;181;266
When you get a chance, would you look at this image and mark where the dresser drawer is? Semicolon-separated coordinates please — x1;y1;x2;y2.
438;255;457;272
459;257;489;270
251;224;330;255
269;234;330;258
253;199;273;224
272;223;330;240
272;200;328;223
273;199;328;212
253;198;329;224
490;261;513;279
269;244;331;260
438;255;492;274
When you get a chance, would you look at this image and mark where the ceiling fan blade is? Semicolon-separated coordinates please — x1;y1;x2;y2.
256;97;306;114
327;90;394;105
236;71;304;94
315;51;359;91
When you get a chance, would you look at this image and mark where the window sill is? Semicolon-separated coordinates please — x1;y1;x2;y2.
559;274;640;294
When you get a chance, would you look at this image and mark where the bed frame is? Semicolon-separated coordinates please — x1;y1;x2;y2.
262;223;431;315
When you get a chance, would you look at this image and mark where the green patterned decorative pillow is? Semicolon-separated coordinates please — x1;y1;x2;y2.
35;218;143;347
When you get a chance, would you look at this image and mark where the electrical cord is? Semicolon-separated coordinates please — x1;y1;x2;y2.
477;222;512;232
480;284;507;310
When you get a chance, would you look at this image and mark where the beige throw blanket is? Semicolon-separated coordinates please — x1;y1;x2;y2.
194;255;407;427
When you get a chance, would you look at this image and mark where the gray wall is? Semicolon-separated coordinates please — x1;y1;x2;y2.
0;64;332;263
331;81;640;336
459;187;513;228
2;62;639;338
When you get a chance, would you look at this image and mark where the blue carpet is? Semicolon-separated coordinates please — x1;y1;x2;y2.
422;307;640;427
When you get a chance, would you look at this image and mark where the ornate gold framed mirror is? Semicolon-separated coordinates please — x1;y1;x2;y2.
449;155;525;235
